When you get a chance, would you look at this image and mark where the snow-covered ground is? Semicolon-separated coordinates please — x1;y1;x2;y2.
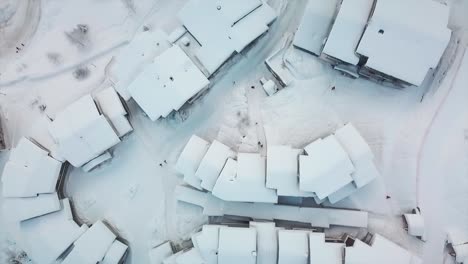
1;0;468;263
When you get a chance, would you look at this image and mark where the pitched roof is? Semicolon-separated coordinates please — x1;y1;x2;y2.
278;230;309;264
356;0;451;85
218;226;257;264
293;0;339;55
4;193;61;221
266;145;313;197
110;29;171;100
19;199;88;264
196;140;235;191
2;137;62;198
178;0;276;75
94;87;132;137
128;45;210;120
48;95;120;167
62;221;117;264
175;135;210;190
322;0;374;65
100;240;128;264
299;135;355;199
212;153;278;203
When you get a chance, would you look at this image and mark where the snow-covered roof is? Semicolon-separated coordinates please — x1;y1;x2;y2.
218;226;257;264
327;182;358;204
346;234;422;264
309;232;344;263
110;29;171;100
249;222;278;264
19;198;88;264
278;230;309;264
370;234;421;264
62;220;117;264
334;123;374;164
48;95;121;167
299;135;355;199
4;193;61;221
192;225;220;264
175;135;210;190
266;145;313;197
178;0;276;75
212;153;278;203
322;0;374;65
333;123;378;198
356;0;451;85
196;140;235;191
293;0;339;55
149;242;174;264
101;240;128;264
447;229;468;246
345;239;373;264
404;213;425;239
94;87;132;137
2;137;62;198
453;244;468;263
128;45;210;120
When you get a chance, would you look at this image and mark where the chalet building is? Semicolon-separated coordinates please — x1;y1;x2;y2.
293;0;451;87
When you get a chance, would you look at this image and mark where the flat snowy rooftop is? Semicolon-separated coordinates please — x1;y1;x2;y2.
128;45;210;120
357;0;451;85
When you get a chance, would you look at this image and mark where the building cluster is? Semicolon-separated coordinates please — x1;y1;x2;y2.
48;87;132;171
149;222;421;264
293;0;451;86
1;137;127;263
109;0;277;121
175;123;378;205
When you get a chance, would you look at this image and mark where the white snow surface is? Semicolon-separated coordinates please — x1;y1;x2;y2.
0;0;467;263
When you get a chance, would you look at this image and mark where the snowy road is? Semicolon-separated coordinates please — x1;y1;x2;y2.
418;47;468;264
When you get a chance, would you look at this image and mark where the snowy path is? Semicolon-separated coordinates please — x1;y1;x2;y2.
418;47;468;263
